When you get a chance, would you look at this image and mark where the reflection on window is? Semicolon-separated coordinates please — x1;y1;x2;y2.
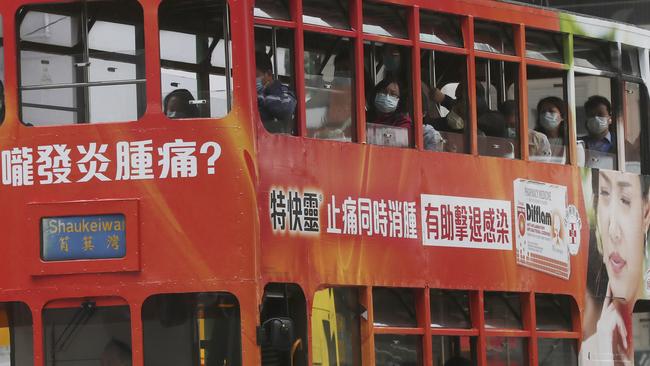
43;301;131;366
362;2;408;39
432;336;477;366
430;289;472;328
573;37;613;71
486;337;527;366
18;1;146;125
311;288;361;366
474;21;515;55
254;0;290;20
303;0;350;29
622;46;640;77
305;33;355;142
484;292;523;329
0;302;33;366
375;334;421;366
535;294;573;331
373;288;417;328
476;59;520;159
421;51;469;153
525;29;563;63
142;292;241;366
624;82;643;174
160;0;233;119
538;339;577;365
365;42;413;147
419;11;463;48
527;66;568;164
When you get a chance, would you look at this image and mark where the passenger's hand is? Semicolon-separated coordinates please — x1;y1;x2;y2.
596;286;628;364
432;88;446;104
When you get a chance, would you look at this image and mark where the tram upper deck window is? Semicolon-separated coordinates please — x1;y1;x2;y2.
484;292;523;329
362;2;408;39
160;0;233;119
622;46;641;77
143;292;241;366
254;0;290;20
573;37;614;71
305;34;355;141
419;11;463;48
474;20;515;55
0;302;33;366
43;299;131;366
303;0;350;29
18;0;145;126
525;29;564;63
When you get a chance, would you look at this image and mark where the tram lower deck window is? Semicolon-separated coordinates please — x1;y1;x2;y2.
17;0;146;126
0;302;33;366
142;292;241;366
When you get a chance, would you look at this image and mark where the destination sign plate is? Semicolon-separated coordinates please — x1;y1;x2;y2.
41;214;126;261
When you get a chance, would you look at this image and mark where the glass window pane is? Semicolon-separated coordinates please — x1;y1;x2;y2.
43;301;131;366
0;302;33;366
305;33;355;142
18;1;145;126
362;2;408;39
421;51;469;154
311;288;361;366
142;292;241;366
527;66;568;164
160;0;233;120
633;301;650;364
484;292;523;329
303;0;350;29
573;37;614;71
622;46;640;77
365;43;413;147
476;59;520;159
254;0;291;20
432;336;477;366
430;289;472;328
537;339;577;365
575;75;616;170
474;21;515;55
255;27;297;134
624;82;642;174
525;29;563;63
535;294;573;331
419;11;463;47
375;334;421;366
486;337;527;366
373;288;417;328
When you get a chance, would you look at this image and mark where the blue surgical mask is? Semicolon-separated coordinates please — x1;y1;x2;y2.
540;112;561;130
374;93;399;114
586;116;609;134
256;77;264;94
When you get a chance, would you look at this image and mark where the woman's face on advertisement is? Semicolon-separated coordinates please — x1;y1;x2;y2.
597;170;649;303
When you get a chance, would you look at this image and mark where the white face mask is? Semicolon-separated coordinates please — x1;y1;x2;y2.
446;110;464;130
374;93;399;114
586;116;609;135
540;112;561;130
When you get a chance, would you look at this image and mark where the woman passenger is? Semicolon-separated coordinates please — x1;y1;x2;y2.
163;89;200;119
535;97;567;148
581;170;650;364
368;77;413;143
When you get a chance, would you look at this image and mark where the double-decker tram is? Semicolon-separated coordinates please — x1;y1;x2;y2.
0;0;649;364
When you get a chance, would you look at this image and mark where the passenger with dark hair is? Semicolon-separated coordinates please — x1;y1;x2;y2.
368;77;413;143
255;50;297;134
478;111;507;138
535;96;567;147
580;95;615;154
163;89;200;119
499;100;551;159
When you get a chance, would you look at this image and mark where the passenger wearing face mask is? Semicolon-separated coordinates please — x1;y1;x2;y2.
368;77;413;143
255;51;297;134
579;95;616;154
163;89;200;119
499;100;551;159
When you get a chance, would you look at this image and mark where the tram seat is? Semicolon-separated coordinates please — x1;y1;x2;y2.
366;123;409;147
478;136;515;158
439;131;465;153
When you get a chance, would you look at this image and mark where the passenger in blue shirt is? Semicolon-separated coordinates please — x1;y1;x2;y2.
580;95;616;154
255;51;297;134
